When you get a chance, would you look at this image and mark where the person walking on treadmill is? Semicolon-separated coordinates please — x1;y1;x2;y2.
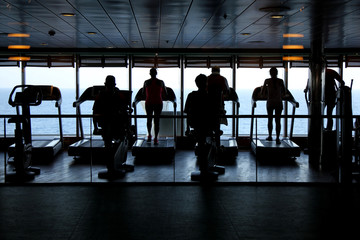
324;68;344;131
142;68;167;145
261;67;286;144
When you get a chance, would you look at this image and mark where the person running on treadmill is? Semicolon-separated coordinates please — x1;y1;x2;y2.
261;67;286;144
142;68;168;145
185;74;214;175
93;75;128;174
324;68;344;131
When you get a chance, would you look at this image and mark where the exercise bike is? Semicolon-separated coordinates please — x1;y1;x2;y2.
6;85;43;182
96;94;135;180
190;128;225;182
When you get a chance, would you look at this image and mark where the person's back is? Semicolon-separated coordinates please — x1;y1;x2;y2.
263;77;285;109
93;76;127;139
207;66;229;105
185;74;212;133
325;68;342;103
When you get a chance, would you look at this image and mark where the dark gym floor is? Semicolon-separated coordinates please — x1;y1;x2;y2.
0;149;336;183
1;184;360;240
1;148;357;239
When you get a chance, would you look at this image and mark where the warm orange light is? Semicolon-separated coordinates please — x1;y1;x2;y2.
282;45;304;49
8;45;31;49
283;56;304;61
8;56;31;61
283;33;304;38
7;33;30;38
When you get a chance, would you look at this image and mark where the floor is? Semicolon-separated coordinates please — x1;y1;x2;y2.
1;148;359;239
1;184;360;239
0;148;336;183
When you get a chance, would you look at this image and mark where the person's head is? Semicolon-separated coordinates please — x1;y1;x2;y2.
211;66;220;74
270;67;278;78
105;75;116;89
195;74;207;90
150;68;157;78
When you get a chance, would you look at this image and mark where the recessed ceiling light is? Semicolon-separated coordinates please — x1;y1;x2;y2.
271;15;284;19
241;33;251;36
87;32;97;35
283;33;304;38
8;33;30;37
8;45;31;49
8;56;31;61
61;13;75;17
283;56;303;61
40;43;48;46
283;45;304;49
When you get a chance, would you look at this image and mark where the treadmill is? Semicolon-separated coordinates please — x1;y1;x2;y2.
220;87;240;158
250;86;301;159
8;85;63;160
131;87;176;159
68;86;133;158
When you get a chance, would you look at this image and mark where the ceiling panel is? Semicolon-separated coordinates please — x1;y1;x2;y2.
0;0;359;52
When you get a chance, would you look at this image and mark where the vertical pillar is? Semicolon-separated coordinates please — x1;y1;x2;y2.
284;62;289;138
21;61;25;85
308;39;325;166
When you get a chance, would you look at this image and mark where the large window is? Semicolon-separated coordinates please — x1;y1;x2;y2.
132;67;180;136
287;67;309;135
0;67;21;136
25;67;76;135
236;68;285;136
78;67;129;136
343;65;360;115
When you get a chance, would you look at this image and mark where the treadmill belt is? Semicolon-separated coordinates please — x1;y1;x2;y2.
132;137;175;158
251;138;301;159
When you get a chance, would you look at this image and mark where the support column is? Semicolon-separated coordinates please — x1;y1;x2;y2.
308;39;325;166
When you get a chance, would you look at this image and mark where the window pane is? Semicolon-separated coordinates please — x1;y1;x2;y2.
0;67;21;136
236;68;285;136
132;68;180;136
79;67;129;135
287;68;309;135
26;67;76;135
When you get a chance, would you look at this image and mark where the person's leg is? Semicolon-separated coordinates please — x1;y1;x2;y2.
145;104;154;141
266;106;274;141
153;104;163;144
275;107;282;144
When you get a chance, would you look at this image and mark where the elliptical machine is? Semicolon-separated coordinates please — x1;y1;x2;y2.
7;85;43;182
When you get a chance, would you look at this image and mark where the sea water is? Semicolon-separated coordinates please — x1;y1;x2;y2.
1;88;359;137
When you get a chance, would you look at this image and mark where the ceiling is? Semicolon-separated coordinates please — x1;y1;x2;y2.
0;0;360;53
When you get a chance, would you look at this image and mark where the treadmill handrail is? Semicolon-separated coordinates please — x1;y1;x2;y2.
250;86;299;140
251;86;299;108
132;87;177;140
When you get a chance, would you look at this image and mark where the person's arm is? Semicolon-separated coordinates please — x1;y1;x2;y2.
260;79;268;97
334;72;345;86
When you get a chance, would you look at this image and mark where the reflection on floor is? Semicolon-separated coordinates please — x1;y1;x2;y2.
0;149;336;183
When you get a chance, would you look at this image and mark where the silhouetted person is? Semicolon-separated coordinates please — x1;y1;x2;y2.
324;68;344;131
93;75;128;174
185;74;214;175
207;66;230;145
142;68;167;145
261;67;286;144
